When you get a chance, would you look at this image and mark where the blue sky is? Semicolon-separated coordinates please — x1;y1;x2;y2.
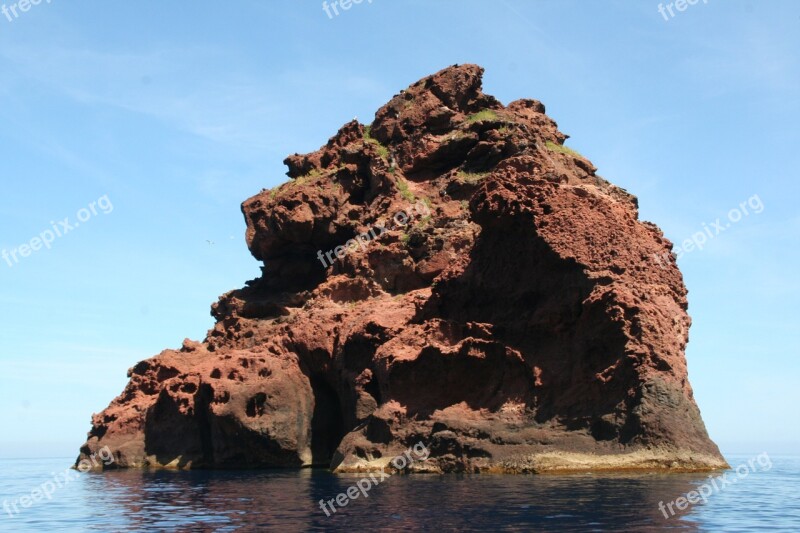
0;0;797;458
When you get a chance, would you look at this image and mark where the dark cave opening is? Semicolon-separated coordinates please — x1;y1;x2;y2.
310;376;346;466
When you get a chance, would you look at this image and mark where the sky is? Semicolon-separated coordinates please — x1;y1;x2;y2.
0;0;797;459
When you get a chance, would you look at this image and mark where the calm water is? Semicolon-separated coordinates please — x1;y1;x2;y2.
0;455;798;531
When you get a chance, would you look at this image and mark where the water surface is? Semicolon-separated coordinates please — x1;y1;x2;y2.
1;455;797;531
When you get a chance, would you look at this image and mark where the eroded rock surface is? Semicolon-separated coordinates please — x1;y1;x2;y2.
77;65;726;473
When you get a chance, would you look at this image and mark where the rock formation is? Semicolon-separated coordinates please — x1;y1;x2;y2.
77;65;727;473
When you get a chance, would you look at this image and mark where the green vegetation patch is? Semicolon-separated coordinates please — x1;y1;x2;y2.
457;170;490;184
442;129;471;142
364;126;390;160
396;177;415;202
545;140;584;159
465;109;500;124
269;168;329;199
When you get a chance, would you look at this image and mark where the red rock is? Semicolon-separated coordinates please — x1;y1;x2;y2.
77;65;727;473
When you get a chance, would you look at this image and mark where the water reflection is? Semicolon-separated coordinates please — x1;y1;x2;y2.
75;468;707;531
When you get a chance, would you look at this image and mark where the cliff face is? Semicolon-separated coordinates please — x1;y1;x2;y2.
78;65;726;473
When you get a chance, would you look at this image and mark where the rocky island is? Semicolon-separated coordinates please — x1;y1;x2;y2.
77;65;727;473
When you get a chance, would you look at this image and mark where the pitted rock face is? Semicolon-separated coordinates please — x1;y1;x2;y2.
77;64;726;473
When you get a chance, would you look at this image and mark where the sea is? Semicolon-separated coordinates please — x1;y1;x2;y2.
0;454;798;531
